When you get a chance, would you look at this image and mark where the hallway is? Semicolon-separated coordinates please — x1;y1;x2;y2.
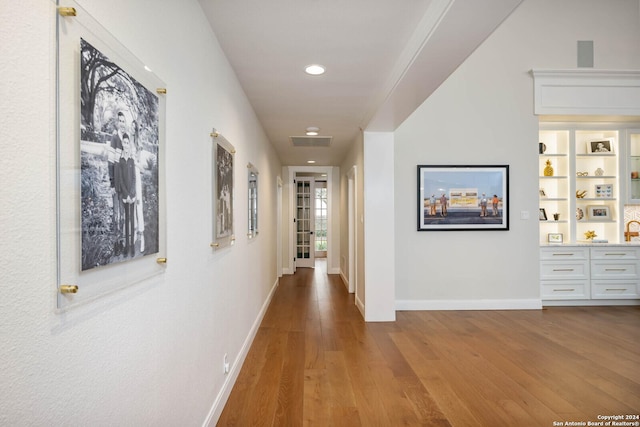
217;263;640;426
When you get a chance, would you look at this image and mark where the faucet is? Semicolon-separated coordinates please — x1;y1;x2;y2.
625;220;640;242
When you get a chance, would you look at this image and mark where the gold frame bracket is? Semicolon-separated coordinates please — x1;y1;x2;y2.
57;7;77;17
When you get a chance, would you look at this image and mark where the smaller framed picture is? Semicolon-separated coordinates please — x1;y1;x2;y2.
594;184;613;198
587;139;613;154
539;208;547;221
547;233;563;244
587;205;611;220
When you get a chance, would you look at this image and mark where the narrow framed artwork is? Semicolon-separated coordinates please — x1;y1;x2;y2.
56;1;166;310
211;131;235;249
247;163;259;239
417;165;509;231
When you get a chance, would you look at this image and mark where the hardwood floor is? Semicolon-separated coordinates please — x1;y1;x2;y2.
217;261;640;426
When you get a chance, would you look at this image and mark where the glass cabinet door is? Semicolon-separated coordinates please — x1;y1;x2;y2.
629;131;640;201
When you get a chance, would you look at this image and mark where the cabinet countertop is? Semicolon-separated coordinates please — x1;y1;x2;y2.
541;242;640;247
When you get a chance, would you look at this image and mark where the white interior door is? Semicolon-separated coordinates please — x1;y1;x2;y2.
295;177;315;268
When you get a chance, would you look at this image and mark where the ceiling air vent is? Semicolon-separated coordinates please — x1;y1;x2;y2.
290;136;332;147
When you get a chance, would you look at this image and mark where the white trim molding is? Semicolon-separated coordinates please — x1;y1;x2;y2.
531;69;640;116
396;299;542;311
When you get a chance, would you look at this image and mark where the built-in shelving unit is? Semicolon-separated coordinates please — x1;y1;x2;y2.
539;125;621;245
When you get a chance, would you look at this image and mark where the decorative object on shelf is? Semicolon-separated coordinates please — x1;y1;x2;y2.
584;230;597;240
417;165;510;231
553;213;560;221
543;160;554;176
632;171;639;179
594;167;604;176
588;139;613;153
576;171;589;176
547;233;563;244
576;190;587;198
539;208;547;221
587;205;611;220
539;188;546;197
539;142;546;154
576;207;584;221
594;184;613;198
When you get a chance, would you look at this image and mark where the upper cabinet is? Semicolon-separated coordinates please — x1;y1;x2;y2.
628;130;640;202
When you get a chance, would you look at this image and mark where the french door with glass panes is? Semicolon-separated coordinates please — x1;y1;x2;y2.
295;177;315;268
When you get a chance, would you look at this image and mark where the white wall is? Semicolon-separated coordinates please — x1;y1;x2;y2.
0;0;281;425
340;132;365;311
394;0;640;309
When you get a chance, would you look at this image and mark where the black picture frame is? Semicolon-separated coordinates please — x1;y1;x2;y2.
417;165;509;231
539;208;548;221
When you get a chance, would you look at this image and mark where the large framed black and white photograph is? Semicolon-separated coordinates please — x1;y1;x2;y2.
417;165;509;231
211;131;235;249
80;38;159;269
56;3;166;310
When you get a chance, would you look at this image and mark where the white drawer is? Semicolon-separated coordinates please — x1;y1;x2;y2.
591;261;640;280
540;262;589;280
590;247;640;260
591;280;640;299
541;281;590;299
540;247;589;261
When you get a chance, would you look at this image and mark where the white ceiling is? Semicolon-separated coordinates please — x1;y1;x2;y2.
198;0;523;166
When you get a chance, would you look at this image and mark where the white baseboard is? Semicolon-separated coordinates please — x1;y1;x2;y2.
204;277;280;426
355;295;365;317
282;268;293;275
328;267;340;275
339;270;349;290
396;299;542;311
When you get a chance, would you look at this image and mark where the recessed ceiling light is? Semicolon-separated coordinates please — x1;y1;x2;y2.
304;64;325;75
307;160;316;164
306;126;319;136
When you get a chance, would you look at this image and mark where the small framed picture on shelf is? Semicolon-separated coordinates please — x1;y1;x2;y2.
587;139;613;154
594;184;613;198
587;205;611;220
547;233;563;244
539;208;548;221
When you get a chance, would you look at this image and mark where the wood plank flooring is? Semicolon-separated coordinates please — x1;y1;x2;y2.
217;261;640;426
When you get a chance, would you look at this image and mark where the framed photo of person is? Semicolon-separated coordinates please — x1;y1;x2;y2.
587;205;611;221
56;3;167;310
587;138;614;154
211;130;235;250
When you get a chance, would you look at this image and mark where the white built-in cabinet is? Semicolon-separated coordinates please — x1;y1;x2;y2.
532;70;640;305
539;124;640;303
541;246;640;301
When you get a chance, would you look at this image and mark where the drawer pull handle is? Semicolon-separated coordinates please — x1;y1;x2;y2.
604;268;626;272
554;289;575;292
605;288;627;291
553;268;574;272
552;253;574;256
604;253;626;256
